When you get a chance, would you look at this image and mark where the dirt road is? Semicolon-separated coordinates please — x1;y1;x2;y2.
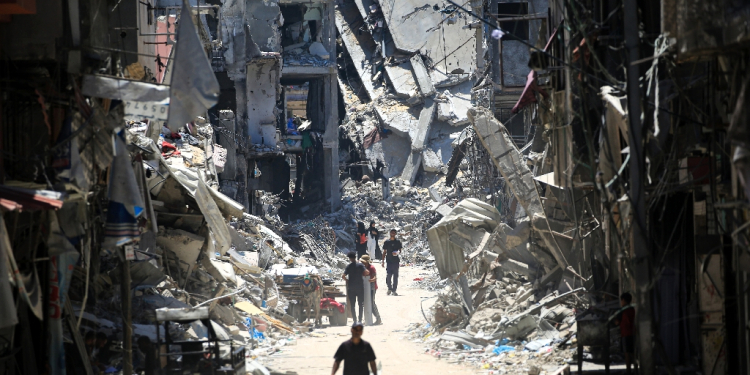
261;265;478;375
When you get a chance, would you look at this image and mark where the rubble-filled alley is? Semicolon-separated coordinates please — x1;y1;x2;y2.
3;0;750;374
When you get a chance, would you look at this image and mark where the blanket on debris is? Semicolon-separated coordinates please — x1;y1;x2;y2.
320;298;345;313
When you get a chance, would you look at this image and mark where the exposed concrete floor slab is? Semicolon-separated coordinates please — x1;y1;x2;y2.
365;131;411;179
428;121;463;166
335;4;382;100
379;0;476;83
374;102;420;140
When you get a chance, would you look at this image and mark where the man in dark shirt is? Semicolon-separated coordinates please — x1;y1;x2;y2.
93;332;113;370
343;251;370;323
136;336;158;375
332;322;377;375
615;292;636;374
381;229;402;296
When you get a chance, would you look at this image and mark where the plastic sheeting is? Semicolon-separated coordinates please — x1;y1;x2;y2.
165;1;220;131
81;74;170;102
196;178;231;255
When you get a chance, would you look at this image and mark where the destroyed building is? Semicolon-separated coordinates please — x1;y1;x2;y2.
410;0;750;373
213;0;341;216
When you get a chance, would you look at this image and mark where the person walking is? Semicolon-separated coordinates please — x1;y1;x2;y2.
359;255;382;325
343;251;370;323
331;322;377;375
355;222;368;258
381;229;402;296
367;221;380;260
615;292;637;374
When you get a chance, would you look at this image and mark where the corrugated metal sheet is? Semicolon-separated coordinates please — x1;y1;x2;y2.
426;198;503;279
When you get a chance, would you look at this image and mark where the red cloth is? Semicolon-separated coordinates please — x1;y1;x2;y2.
365;264;378;290
620;306;635;337
161;141;181;158
511;71;549;114
320;298;345;314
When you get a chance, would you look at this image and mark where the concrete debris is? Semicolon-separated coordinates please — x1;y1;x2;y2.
402;264;588;374
335;0;477;185
410;55;436;97
468;108;571;270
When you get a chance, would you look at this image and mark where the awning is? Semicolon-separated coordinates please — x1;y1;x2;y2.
0;185;64;211
81;74;170;102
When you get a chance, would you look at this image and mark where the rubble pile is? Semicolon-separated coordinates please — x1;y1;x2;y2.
335;0;475;186
76;119;369;374
292;175;471;263
399;191;620;374
403;266;589;373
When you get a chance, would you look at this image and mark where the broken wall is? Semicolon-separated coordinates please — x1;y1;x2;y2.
246;57;281;147
246;0;282;53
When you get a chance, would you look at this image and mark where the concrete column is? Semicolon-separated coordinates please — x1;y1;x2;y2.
490;0;500;87
459;275;474;314
471;0;484;73
323;75;340;210
323;0;341;212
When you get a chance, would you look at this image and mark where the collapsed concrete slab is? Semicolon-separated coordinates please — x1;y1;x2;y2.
379;0;476;83
335;4;381;100
469;108;570;270
438;81;473;126
410;55;436;97
364;133;412;179
422;148;443;173
374;103;419;138
427;198;502;279
412;98;436;151
156;229;205;274
385;61;418;98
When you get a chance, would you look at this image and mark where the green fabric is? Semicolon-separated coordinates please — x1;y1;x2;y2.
301;132;313;149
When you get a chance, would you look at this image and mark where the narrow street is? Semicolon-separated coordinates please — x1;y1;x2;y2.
264;266;477;375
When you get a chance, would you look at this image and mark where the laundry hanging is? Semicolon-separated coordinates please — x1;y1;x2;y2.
103;132;145;248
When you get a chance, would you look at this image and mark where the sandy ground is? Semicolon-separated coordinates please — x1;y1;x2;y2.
260;265;479;375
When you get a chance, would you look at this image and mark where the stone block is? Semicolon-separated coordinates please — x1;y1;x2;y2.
422;148;443;172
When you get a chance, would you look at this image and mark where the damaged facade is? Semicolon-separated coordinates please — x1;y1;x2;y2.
214;0;341;216
409;0;750;373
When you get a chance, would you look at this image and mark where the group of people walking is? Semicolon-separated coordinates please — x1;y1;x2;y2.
342;223;402;326
333;222;401;375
